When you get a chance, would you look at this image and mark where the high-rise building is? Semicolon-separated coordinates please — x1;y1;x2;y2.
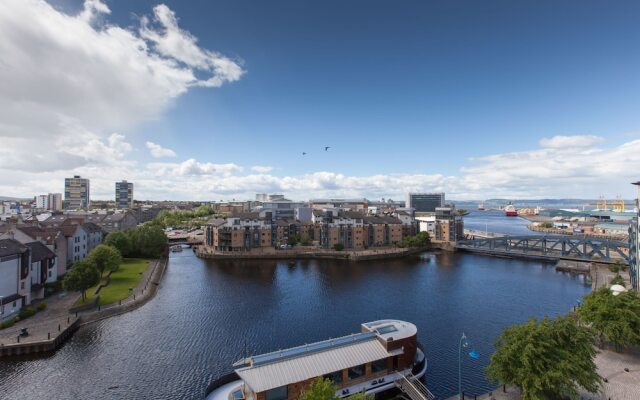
36;195;48;210
64;176;90;209
48;193;63;211
115;180;134;209
628;182;640;291
406;192;445;213
36;193;63;211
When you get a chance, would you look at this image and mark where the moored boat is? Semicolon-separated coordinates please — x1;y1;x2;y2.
504;204;518;217
206;319;430;400
171;245;183;252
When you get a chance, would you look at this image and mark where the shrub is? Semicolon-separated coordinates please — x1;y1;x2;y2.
0;318;15;329
37;302;47;311
333;243;344;251
608;264;621;273
14;316;21;322
19;307;36;319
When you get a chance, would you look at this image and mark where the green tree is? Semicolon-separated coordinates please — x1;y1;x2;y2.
398;232;431;248
300;378;336;400
333;243;344;251
486;315;600;400
300;378;373;400
88;244;122;277
288;234;300;246
577;287;640;349
104;231;132;257
131;224;168;258
63;259;101;301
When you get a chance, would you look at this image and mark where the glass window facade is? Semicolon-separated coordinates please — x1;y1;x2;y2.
323;371;342;385
348;364;366;381
265;386;288;400
372;358;387;373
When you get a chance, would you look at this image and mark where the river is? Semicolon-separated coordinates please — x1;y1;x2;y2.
0;214;590;400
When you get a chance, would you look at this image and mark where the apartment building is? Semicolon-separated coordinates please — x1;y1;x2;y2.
204;210;413;252
0;239;31;320
406;193;445;213
115;180;134;209
64;175;90;209
434;206;464;242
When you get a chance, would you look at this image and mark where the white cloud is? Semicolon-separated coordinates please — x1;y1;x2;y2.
0;0;243;173
251;166;273;173
146;141;176;158
148;159;243;177
539;135;604;148
139;4;245;87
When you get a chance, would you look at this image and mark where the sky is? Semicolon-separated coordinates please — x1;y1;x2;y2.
1;0;639;201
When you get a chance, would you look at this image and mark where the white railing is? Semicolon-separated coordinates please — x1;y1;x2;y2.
396;374;436;400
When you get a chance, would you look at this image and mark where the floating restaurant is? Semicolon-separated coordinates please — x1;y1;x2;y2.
206;320;430;400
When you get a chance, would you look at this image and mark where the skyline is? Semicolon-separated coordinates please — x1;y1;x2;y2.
1;0;640;200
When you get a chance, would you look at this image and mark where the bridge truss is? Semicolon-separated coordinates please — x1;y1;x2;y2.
456;235;629;263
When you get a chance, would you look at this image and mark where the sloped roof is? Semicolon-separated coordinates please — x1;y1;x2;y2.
25;241;55;261
235;335;390;393
205;218;227;227
82;222;103;233
0;239;28;257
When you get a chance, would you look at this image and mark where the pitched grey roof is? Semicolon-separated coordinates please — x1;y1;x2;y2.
82;222;103;233
25;241;55;261
0;238;28;257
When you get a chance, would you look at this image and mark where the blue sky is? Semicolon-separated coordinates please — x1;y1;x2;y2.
1;0;640;200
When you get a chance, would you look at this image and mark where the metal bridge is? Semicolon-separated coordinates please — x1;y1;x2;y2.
455;235;629;263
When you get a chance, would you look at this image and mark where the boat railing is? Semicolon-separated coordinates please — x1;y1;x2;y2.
396;374;435;400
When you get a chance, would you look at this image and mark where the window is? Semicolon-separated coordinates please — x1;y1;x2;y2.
348;364;366;381
20;282;24;290
265;386;288;400
323;370;343;385
372;358;387;373
49;270;52;278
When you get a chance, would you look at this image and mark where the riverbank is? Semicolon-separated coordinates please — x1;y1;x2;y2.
195;245;429;261
0;257;167;357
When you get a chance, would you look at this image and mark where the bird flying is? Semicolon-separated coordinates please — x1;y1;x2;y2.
324;146;330;151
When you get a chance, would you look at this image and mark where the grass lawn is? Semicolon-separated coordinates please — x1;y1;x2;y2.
76;258;152;306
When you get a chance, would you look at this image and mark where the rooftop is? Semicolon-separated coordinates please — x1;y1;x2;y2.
0;238;28;257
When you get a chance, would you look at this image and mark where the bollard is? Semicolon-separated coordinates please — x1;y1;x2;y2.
503;384;506;393
67;317;69;324
48;332;50;340
133;294;136;300
98;305;101;311
17;335;20;343
119;300;121;306
75;312;78;318
58;324;61;332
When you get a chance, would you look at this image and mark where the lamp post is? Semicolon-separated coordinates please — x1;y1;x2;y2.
0;295;4;321
459;333;480;399
459;332;468;399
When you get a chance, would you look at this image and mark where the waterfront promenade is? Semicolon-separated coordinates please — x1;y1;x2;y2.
450;350;640;400
0;258;167;357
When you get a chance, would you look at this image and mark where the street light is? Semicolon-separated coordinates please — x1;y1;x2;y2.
459;332;480;399
0;295;3;321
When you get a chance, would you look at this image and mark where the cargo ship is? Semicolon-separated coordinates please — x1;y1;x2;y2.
205;319;431;400
504;204;518;217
